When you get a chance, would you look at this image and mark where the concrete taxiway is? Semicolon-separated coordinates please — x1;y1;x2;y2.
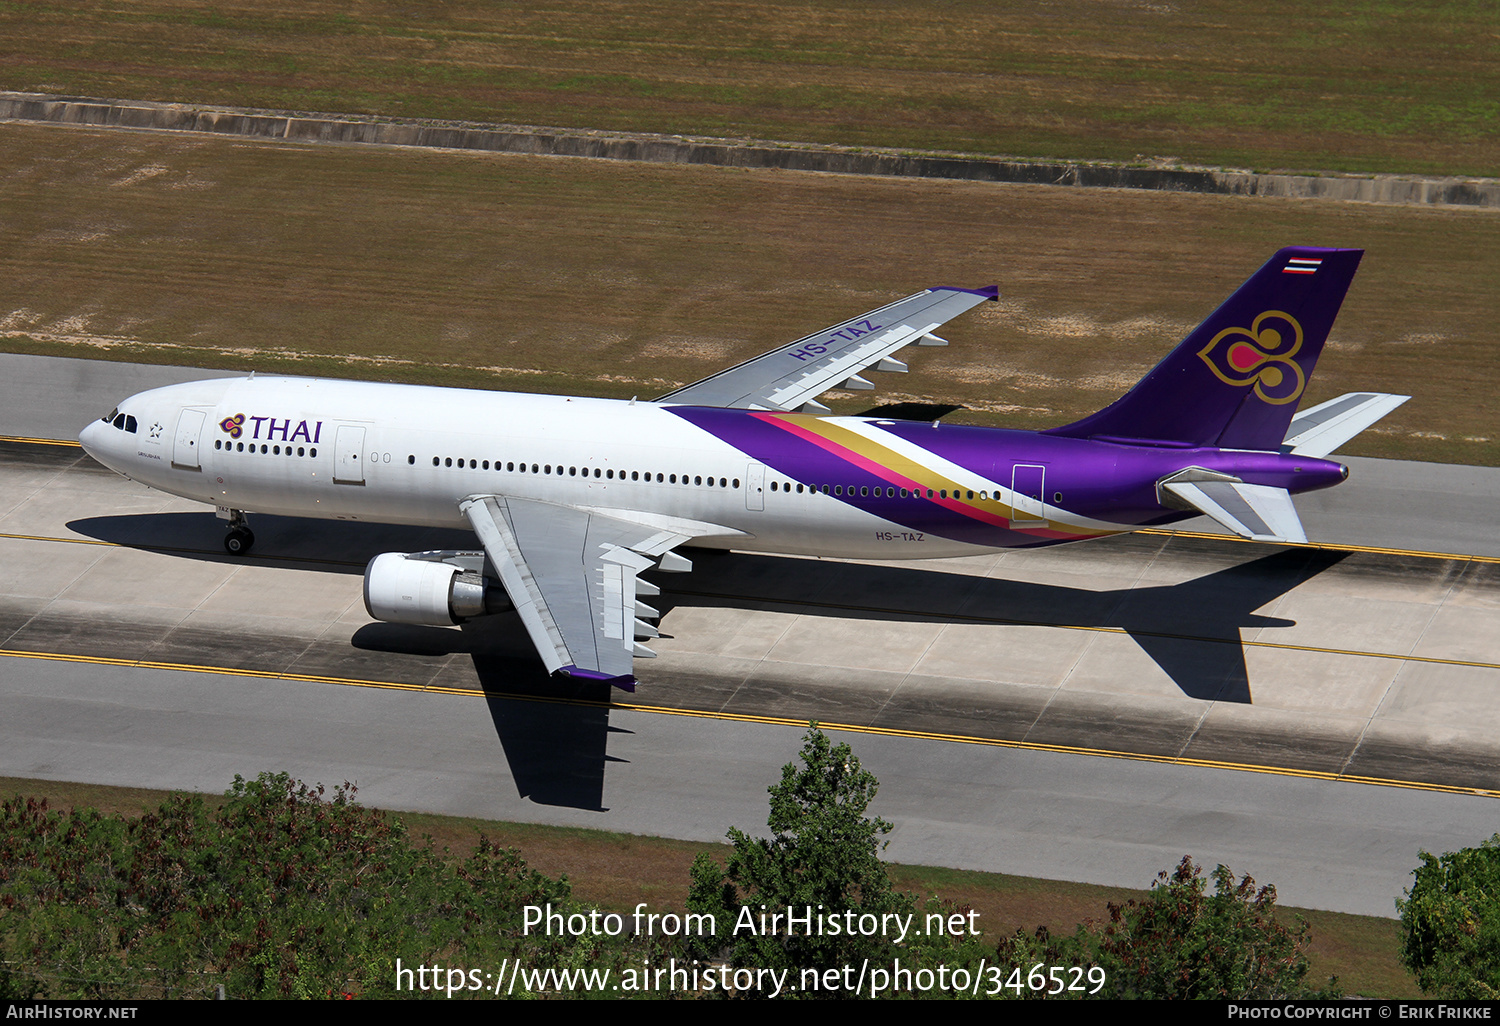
3;354;1499;916
5;651;1491;919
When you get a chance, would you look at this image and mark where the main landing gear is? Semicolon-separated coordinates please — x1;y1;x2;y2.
221;509;255;555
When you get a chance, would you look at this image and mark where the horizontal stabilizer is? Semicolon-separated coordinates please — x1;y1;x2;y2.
1163;480;1308;544
1283;392;1409;458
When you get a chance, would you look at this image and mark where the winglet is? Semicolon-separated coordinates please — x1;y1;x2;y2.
941;285;999;301
559;665;637;693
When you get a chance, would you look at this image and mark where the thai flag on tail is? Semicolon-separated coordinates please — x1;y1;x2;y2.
1283;256;1322;275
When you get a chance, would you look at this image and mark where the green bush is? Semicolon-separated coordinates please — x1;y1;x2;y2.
1085;857;1335;1000
0;772;580;998
1399;835;1500;998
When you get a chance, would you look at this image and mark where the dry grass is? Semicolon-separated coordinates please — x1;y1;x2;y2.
1;1;1495;177
0;775;1422;997
2;121;1495;464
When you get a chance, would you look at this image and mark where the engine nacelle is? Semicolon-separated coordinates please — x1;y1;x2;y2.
363;551;511;626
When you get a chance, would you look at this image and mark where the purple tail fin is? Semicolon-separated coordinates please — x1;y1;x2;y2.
1044;247;1363;450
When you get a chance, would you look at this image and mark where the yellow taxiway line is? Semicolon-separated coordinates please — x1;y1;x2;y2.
1;435;84;447
2;645;1496;801
1140;526;1500;566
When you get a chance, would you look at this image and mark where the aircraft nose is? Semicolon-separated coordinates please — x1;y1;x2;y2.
79;418;107;457
79;417;121;470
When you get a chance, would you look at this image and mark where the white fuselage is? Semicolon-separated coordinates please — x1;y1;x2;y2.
79;375;1023;559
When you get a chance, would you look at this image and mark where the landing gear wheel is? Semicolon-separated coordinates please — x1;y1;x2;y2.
224;527;255;555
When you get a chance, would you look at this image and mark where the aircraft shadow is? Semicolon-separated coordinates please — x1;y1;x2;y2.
67;510;1348;806
350;619;626;813
658;545;1349;704
69;511;477;571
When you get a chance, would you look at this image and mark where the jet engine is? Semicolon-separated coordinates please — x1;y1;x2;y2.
363;551;512;626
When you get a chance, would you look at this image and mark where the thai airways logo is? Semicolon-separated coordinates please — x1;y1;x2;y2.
1196;310;1306;405
217;412;323;443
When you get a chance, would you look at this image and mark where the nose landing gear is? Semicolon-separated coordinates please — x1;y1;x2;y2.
218;508;255;555
225;526;255;555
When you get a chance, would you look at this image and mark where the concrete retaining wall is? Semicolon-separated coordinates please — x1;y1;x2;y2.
4;91;1495;209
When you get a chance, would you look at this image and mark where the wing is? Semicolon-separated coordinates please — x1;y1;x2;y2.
656;286;998;412
459;495;743;690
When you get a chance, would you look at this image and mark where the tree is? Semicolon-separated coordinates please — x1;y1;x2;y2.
687;726;913;991
0;772;604;999
1082;856;1334;1000
1399;835;1500;998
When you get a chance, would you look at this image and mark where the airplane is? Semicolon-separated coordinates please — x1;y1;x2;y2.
79;246;1407;692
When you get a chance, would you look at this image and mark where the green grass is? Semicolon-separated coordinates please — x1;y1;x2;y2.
0;775;1423;998
0;0;1496;177
2;122;1495;466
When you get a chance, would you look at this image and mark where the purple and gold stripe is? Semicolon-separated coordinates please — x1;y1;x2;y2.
671;405;1116;548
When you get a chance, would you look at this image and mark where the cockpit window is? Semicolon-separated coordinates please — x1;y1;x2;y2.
124;416;137;433
102;407;118;424
112;414;126;430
